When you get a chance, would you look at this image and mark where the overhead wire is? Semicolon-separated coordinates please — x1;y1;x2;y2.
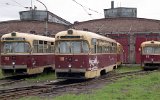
72;0;92;19
72;0;106;31
0;2;22;7
72;0;103;15
10;0;26;8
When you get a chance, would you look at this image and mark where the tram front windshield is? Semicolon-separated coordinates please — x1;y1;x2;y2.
143;46;160;54
2;42;30;53
56;41;89;54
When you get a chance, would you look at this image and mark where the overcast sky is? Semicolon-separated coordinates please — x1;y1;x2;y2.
0;0;160;23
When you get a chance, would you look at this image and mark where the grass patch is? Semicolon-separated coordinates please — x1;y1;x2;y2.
116;65;142;73
19;71;160;100
91;72;160;100
0;69;56;82
54;72;160;100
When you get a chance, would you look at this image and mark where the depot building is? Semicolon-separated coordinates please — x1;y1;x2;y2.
1;1;160;64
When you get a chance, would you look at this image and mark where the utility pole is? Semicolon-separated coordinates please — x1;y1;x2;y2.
36;0;48;35
31;0;33;9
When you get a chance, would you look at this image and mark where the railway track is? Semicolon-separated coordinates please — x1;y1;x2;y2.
0;79;25;86
0;75;26;86
0;70;158;100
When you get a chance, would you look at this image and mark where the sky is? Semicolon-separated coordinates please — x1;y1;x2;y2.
0;0;160;23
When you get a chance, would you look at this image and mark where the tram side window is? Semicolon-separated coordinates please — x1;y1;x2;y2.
44;42;54;53
107;43;111;53
90;45;97;53
97;40;99;53
112;46;115;53
111;43;117;53
33;40;44;53
38;40;43;53
33;40;54;53
44;41;48;53
46;42;52;53
97;41;101;53
106;46;110;53
103;46;106;53
109;42;115;53
104;42;109;53
46;42;51;53
102;46;106;53
97;45;102;53
82;41;89;53
51;42;54;53
91;38;97;53
97;41;117;53
33;40;38;53
102;42;108;53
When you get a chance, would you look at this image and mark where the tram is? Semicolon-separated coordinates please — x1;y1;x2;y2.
0;32;55;76
55;29;118;79
140;40;160;70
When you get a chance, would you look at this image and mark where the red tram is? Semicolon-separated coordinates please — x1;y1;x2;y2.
55;29;118;79
0;32;55;76
140;40;160;70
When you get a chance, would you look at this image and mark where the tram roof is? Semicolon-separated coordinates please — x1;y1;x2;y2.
1;32;55;42
117;42;122;46
141;40;160;47
56;29;116;43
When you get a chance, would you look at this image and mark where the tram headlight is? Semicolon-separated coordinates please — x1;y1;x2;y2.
12;62;15;65
151;58;154;62
68;64;72;68
32;61;36;66
88;67;92;71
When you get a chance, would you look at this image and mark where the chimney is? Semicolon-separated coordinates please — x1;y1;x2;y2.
111;1;114;9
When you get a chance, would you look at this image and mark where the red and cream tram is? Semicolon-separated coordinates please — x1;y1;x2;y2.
55;29;118;79
140;40;160;70
0;32;55;76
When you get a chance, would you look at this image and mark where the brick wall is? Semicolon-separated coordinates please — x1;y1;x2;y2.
72;18;160;33
0;20;68;37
